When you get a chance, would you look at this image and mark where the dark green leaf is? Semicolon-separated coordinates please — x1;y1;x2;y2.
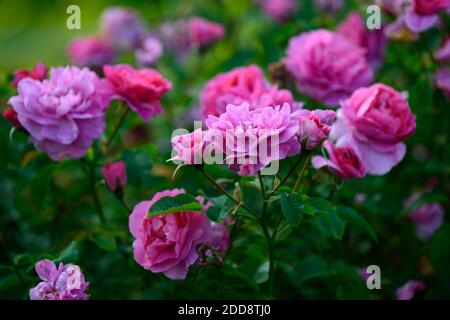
280;193;305;227
90;230;117;252
148;194;202;217
337;206;377;242
55;241;79;264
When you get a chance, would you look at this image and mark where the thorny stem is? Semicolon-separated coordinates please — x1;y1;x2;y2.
292;153;312;193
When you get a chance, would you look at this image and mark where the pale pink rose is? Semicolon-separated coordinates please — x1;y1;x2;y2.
171;129;215;165
436;68;450;97
200;64;297;119
436;38;450;62
205;102;301;176
188;17;224;47
297;109;336;150
11;62;47;88
67;36;116;67
285;29;373;106
104;64;172;121
312;140;367;179
331;83;415;175
135;36;163;66
337;12;387;70
260;0;298;23
408;203;445;240
129;189;213;280
396;280;426;300
101;161;127;191
29;259;89;300
8;66;112;161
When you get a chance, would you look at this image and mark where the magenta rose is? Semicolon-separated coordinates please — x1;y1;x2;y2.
396;280;426;300
285;29;373;106
312;140;367;180
104;64;172;121
404;0;450;33
129;189;215;280
187;17;224;47
11;62;47;88
331;83;416;175
68;36;116;68
29;259;89;300
8;66;111;161
337;12;387;70
171;129;212;165
297;109;336;150
200;64;297;119
407;203;445;241
205;102;301;176
101;161;127;191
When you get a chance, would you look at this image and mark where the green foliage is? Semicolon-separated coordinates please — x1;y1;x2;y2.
148;194;202;217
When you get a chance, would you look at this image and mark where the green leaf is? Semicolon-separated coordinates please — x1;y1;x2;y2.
337;206;377;242
148;194;202;217
90;230;117;252
280;193;305;227
307;198;345;240
55;241;79;264
206;195;231;222
295;255;330;282
429;224;450;281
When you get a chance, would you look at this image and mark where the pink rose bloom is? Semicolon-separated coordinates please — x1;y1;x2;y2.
135;36;163;66
285;29;373;106
104;64;172;121
396;280;426;300
436;38;450;62
312;140;367;179
337;12;387;70
404;0;450;33
8;66;111;161
314;0;343;13
129;189;214;280
171;129;213;165
200;64;297;119
297;109;336;150
260;0;298;23
408;203;445;240
11;62;47;88
205;102;301;176
100;6;147;50
29;259;89;300
331;83;416;175
376;0;405;15
209;222;230;253
436;68;450;97
101;161;127;191
188;17;224;47
68;36;116;67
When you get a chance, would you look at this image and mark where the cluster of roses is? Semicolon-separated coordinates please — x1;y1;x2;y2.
68;6;224;69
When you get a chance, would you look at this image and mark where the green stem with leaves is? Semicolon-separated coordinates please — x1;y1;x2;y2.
104;103;129;149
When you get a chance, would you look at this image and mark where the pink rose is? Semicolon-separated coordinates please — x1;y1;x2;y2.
29;259;89;300
8;66;111;161
260;0;298;23
436;68;450;97
205;102;301;176
337;12;387;70
396;280;426;300
187;17;224;47
285;29;373;106
11;62;47;88
312;140;367;179
171;129;211;165
200;64;297;119
408;203;445;241
104;64;172;121
331;83;416;175
404;0;450;33
68;36;116;68
129;189;214;280
101;161;127;191
297;109;336;150
413;0;450;15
